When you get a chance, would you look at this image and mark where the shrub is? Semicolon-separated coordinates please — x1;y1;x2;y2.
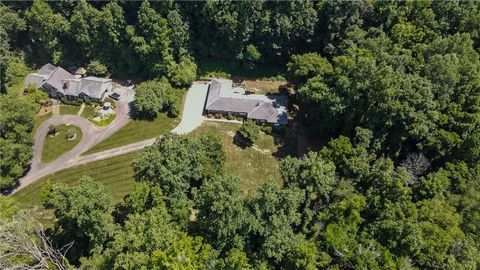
207;113;213;118
261;124;272;134
48;125;57;136
273;125;286;135
238;119;260;145
215;113;221;119
66;129;75;139
60;97;81;106
167;105;179;118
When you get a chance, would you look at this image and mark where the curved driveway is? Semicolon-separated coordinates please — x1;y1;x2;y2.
12;83;208;194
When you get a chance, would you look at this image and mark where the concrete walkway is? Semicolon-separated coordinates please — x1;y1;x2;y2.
52;100;60;115
172;82;209;134
77;103;85;116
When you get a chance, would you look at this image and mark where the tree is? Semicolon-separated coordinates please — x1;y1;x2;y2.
88;206;217;270
133;134;225;223
26;0;69;63
42;177;115;260
286;53;333;86
167;56;197;87
133;80;177;118
0;4;26;93
238;120;260;145
87;60;109;77
247;181;305;264
237;44;261;69
222;248;253;270
0;94;36;190
194;175;251;253
0;195;70;269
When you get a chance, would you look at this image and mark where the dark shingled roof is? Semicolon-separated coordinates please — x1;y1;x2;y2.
205;79;288;124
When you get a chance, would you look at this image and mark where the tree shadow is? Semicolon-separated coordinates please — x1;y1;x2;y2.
129;102;156;122
233;131;252;149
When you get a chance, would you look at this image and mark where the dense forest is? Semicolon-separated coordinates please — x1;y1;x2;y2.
1;0;479;269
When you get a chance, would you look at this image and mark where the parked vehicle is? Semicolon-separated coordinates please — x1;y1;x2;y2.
109;92;121;101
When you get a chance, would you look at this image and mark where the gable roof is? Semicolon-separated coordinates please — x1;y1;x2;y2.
43;67;75;94
77;77;112;99
25;74;47;88
205;79;288;124
37;63;57;76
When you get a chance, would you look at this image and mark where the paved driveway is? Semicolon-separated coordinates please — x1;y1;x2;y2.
12;83;208;194
172;82;209;134
13;89;134;193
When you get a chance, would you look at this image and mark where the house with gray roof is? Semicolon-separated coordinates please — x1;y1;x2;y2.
25;64;112;100
205;79;288;125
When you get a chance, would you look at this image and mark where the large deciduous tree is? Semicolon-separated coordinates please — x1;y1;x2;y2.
42;177;115;260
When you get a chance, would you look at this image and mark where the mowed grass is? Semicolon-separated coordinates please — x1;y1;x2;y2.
81;105;96;119
84;113;180;154
41;125;83;163
84;92;186;154
33;112;52;134
190;122;291;191
13;151;139;209
59;105;80;115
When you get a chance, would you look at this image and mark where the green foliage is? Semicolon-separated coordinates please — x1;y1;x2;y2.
133;133;225;224
26;0;69;63
238;119;260;145
42;177;115;258
6;1;480;269
286;53;333;86
134;80;179;118
86;59;109;77
0;94;36;190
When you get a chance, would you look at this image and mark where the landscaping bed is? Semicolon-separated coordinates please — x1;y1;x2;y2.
41;124;83;163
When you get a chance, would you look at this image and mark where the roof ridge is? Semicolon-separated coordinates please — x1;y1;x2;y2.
248;100;267;115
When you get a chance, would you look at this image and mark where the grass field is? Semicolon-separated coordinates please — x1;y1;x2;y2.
13;151;139;209
41;125;83;163
59;105;80;115
190;122;295;190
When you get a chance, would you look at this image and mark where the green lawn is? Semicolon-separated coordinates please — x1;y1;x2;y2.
33;112;52;134
83;92;186;154
81;105;96;119
41;125;83;163
13;151;139;209
190;122;295;191
59;105;80;115
84;113;180;154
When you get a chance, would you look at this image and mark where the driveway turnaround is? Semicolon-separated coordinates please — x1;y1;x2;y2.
12;92;134;193
172;82;209;134
12;82;209;194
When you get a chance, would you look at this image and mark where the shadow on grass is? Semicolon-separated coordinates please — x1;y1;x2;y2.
233;131;253;149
